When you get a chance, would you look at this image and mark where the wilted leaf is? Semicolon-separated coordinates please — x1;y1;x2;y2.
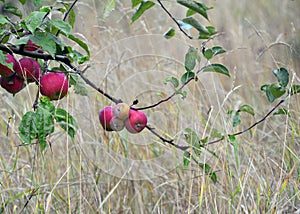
131;1;155;23
202;64;230;77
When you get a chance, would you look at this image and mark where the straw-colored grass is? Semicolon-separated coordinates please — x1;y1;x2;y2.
0;0;299;213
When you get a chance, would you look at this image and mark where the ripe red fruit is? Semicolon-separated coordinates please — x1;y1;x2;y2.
125;109;147;133
24;40;41;51
0;75;25;95
99;106;114;131
0;54;17;77
14;58;41;82
40;72;69;100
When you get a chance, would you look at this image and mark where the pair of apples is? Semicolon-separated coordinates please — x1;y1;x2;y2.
0;53;68;100
99;103;148;133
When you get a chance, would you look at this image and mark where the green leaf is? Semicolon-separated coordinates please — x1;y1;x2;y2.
68;73;89;96
273;67;289;87
261;84;276;103
54;108;78;139
68;34;90;57
289;85;300;95
30;32;56;57
164;28;175;39
183;151;191;169
203;46;226;60
185;46;200;72
36;107;55;149
0;15;9;25
182;17;209;34
0;51;14;70
184;128;201;155
131;1;155;23
239;104;255;116
269;83;286;99
181;71;195;84
198;26;216;39
65;4;76;28
103;0;115;18
39;96;55;114
196;161;217;182
202;64;230;77
24;11;47;33
164;76;179;88
18;111;38;144
3;5;22;18
132;0;142;8
18;0;27;4
273;108;291;117
175;90;187;99
50;20;72;36
228;110;241;127
33;0;44;7
186;9;196;17
177;0;211;20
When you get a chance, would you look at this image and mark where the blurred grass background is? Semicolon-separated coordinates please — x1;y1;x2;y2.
0;0;299;213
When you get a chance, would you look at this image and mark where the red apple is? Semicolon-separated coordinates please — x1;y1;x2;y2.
125;109;147;133
40;72;68;100
24;40;41;51
99;106;114;131
0;75;25;95
14;58;41;82
112;102;130;120
0;54;17;77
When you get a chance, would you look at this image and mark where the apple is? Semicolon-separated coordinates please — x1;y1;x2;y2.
112;102;130;120
14;58;41;82
109;116;125;131
99;106;114;131
125;109;147;133
40;72;68;100
24;40;41;51
0;75;25;95
0;54;17;77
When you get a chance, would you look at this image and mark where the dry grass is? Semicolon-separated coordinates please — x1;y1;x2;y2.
0;0;299;213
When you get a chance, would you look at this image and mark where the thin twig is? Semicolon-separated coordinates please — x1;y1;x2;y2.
156;0;193;39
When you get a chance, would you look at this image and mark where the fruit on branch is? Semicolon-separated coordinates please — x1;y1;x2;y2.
0;75;25;95
125;109;147;133
40;72;69;100
0;54;17;77
109;116;125;131
14;58;41;82
99;106;114;131
112;102;130;120
24;40;41;51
